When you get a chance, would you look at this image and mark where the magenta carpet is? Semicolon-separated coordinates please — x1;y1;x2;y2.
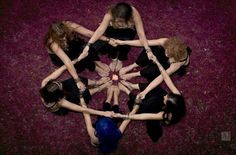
0;0;236;154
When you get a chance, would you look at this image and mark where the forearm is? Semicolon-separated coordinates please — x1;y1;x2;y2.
153;61;180;94
142;75;164;95
137;32;150;50
119;105;139;133
64;61;79;80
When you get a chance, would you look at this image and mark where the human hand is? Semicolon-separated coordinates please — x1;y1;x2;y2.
114;39;124;45
136;92;146;100
103;111;115;118
147;51;155;60
111;113;124;118
108;38;118;47
77;46;89;61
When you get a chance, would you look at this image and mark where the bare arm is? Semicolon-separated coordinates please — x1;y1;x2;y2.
64;21;111;43
59;98;113;117
116;38;168;47
126;112;164;121
152;59;181;95
141;63;182;96
50;43;79;80
132;7;150;50
41;54;81;88
79;99;99;145
118;105;139;134
87;13;112;44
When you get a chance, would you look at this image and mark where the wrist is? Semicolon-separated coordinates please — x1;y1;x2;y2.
106;37;110;43
86;42;92;47
74;78;81;83
145;47;151;52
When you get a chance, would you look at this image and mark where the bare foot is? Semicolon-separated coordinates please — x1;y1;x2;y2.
109;59;117;72
118;82;130;95
115;60;123;72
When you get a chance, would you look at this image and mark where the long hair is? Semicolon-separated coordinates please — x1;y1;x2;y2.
40;80;64;103
44;21;74;51
161;93;186;125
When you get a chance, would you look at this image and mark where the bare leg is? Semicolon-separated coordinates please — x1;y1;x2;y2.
119;63;139;75
89;80;112;95
109;58;117;72
118;82;130;95
113;86;120;105
106;86;114;103
95;66;109;77
94;61;110;72
120;71;141;80
120;80;140;91
88;77;110;86
115;60;123;72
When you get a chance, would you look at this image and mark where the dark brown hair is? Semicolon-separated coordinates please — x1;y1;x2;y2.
111;2;132;22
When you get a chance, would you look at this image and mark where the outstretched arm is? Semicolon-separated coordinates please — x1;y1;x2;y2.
41;56;81;88
140;63;182;97
132;7;150;50
58;98;113;117
118;112;164;121
79;98;99;146
118;105;139;134
79;13;112;60
49;43;80;81
152;58;181;95
87;13;112;44
116;38;168;47
64;21;112;43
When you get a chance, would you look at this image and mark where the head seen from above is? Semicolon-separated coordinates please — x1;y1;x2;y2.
111;2;132;23
162;93;186;125
163;37;188;62
40;80;64;104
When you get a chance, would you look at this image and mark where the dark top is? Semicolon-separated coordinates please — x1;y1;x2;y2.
137;45;191;81
48;36;99;72
62;77;91;104
128;84;167;113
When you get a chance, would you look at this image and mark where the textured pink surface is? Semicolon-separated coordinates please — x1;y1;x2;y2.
0;0;236;154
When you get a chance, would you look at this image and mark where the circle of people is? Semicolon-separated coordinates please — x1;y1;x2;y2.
40;2;190;154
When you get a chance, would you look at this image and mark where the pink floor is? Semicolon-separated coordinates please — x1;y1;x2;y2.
0;0;236;154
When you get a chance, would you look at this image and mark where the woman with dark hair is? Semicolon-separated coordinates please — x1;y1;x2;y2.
80;2;153;72
45;21;115;81
113;56;186;142
40;61;112;115
115;37;191;82
82;85;138;154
